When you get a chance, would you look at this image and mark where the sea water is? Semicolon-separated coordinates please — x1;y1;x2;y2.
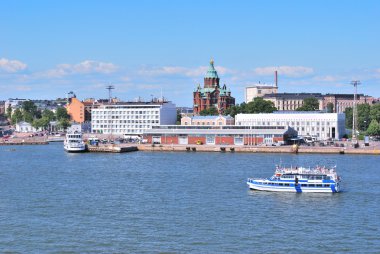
0;143;379;253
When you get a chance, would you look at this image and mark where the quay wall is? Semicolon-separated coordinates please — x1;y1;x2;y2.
137;144;380;155
0;141;48;145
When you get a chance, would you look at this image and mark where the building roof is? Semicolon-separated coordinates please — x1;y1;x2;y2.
191;115;234;120
246;84;277;89
144;125;297;136
204;59;219;79
198;87;230;96
324;93;365;98
263;93;323;99
16;121;32;126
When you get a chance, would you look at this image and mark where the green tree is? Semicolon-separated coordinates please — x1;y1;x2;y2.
246;97;277;113
345;107;353;129
326;102;334;113
6;104;12;118
370;103;380;123
32;118;43;130
296;97;320;111
32;117;50;130
176;109;182;125
366;119;380;136
57;118;71;130
224;105;239;117
56;107;70;120
199;106;218;116
22;101;38;116
23;111;34;123
223;100;276;117
11;108;23;125
42;109;56;121
357;103;371;131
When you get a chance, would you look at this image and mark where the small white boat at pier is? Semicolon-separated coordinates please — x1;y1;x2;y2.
64;132;86;153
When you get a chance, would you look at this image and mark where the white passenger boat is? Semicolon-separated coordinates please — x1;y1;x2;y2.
64;132;86;152
247;166;341;193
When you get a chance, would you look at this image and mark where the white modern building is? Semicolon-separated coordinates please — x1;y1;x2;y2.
245;71;279;103
181;115;235;126
245;84;278;103
91;102;177;136
235;112;346;140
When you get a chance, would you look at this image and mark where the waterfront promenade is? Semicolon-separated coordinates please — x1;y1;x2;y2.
137;143;380;155
1;133;379;155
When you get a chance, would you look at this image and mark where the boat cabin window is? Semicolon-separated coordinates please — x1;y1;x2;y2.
281;175;295;179
309;184;316;187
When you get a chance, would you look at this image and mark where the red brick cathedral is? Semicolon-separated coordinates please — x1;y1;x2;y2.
193;59;235;115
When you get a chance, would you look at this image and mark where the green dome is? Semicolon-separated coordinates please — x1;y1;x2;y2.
205;59;219;79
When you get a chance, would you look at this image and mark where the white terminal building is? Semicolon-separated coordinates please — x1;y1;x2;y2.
235;112;346;140
91;101;177;136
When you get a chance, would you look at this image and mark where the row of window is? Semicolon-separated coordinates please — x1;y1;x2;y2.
93;124;152;129
93;110;159;115
170;134;277;138
96;129;144;134
93;115;159;120
94;119;159;124
281;175;330;180
296;127;326;132
262;182;331;187
238;121;336;127
184;121;224;126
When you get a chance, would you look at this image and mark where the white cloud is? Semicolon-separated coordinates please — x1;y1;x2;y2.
313;75;343;82
15;85;32;91
0;58;27;73
374;68;380;78
254;66;314;77
38;60;118;78
138;65;233;78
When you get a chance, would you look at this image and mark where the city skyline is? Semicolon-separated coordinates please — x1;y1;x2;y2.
1;0;380;105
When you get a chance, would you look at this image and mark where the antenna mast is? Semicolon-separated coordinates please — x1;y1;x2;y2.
106;85;115;104
351;80;361;147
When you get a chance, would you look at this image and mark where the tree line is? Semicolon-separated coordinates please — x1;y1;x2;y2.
345;103;380;137
199;97;322;117
6;101;71;130
199;97;278;117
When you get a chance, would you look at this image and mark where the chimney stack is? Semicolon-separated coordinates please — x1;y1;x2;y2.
274;70;278;88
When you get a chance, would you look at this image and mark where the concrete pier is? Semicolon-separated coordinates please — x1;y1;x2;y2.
0;140;48;145
87;145;138;153
137;144;380;155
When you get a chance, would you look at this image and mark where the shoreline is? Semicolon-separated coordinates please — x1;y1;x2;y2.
137;144;380;155
1;139;379;155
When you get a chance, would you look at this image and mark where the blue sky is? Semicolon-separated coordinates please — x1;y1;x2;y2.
1;0;379;106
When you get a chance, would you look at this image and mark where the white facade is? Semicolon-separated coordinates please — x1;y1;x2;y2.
91;102;176;136
16;121;38;133
181;115;235;126
245;85;278;103
67;123;82;133
235;112;346;140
